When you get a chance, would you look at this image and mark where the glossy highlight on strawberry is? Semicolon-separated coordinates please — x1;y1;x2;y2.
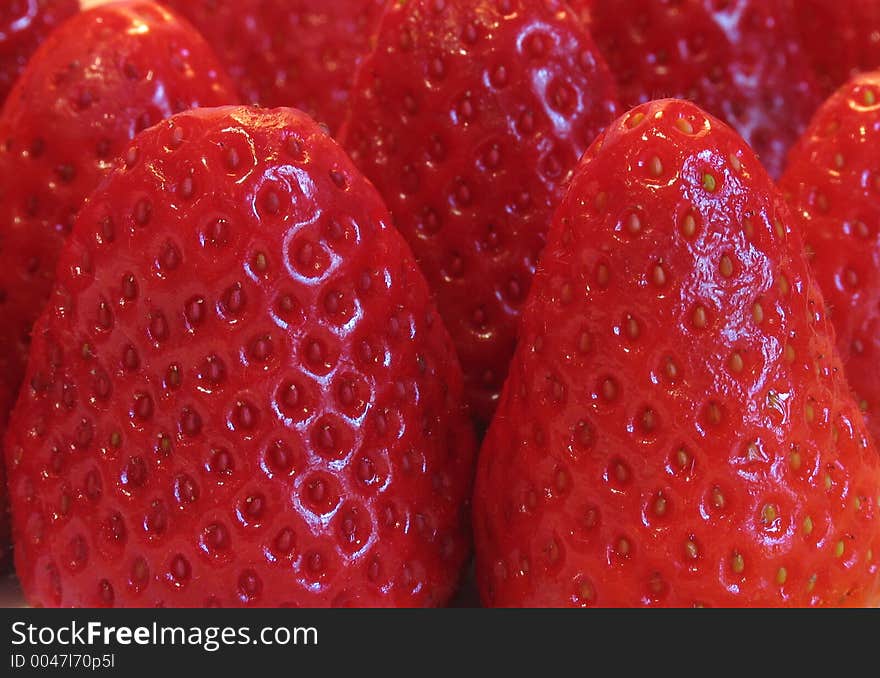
161;0;387;132
474;99;880;607
780;72;880;445
340;0;619;423
0;0;78;105
580;0;822;178
5;105;476;608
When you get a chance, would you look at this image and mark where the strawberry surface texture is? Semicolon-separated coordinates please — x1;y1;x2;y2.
796;0;880;95
0;0;237;576
0;0;78;106
161;0;387;132
780;73;880;448
5;106;476;607
340;0;619;423
474;99;880;608
579;0;822;178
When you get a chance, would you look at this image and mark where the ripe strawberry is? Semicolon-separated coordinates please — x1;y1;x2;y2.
0;0;237;581
0;0;78;106
780;74;880;446
339;0;619;423
161;0;387;132
796;1;880;95
474;99;880;607
5;105;476;608
579;0;822;178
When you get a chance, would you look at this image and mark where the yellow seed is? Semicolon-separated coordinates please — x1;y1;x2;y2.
675;118;694;134
720;255;734;278
685;539;699;560
665;357;679;380
648;156;663;177
653;494;667;517
785;344;796;363
626;212;642;234
789;450;801;470
752;302;764;324
626;315;640;340
834;540;845;558
803;516;814;536
602;378;618;401
627;112;646;128
774;220;785;238
864;88;877;106
805;402;815;423
732;552;745;574
778;275;790;296
729;153;742;172
762;504;778;524
825;474;833;491
806;574;817;593
652;263;667;287
776;567;787;585
703;173;717;192
681;213;697;238
675;448;690;469
706;402;722;426
728;352;744;373
693;305;708;329
711;487;725;510
834;152;844;169
617;538;631;557
579;579;595;602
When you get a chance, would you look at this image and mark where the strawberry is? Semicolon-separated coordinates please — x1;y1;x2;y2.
0;0;237;580
339;0;619;423
796;1;880;95
780;73;880;446
160;0;387;132
579;0;822;178
474;99;880;607
5;105;476;608
0;0;78;106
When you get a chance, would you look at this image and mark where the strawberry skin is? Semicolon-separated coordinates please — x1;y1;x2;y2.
579;0;822;178
340;0;619;423
780;74;880;447
161;0;387;132
474;99;880;607
796;1;880;95
0;0;78;106
5;105;476;608
0;2;237;423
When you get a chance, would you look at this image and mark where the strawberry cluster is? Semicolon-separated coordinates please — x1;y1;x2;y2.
0;0;878;608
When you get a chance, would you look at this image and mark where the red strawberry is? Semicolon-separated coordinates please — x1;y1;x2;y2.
579;0;822;178
161;0;387;132
0;0;237;580
0;0;78;105
796;1;880;95
0;1;237;421
474;99;880;607
339;0;619;423
780;74;880;446
5;105;476;608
